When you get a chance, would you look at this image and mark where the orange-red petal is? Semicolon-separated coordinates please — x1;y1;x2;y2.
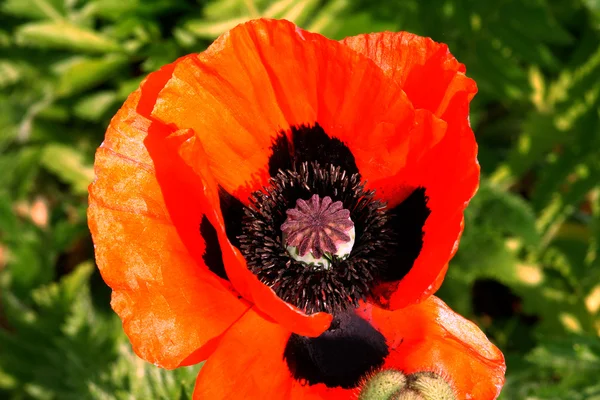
218;234;333;337
149;19;417;201
358;297;506;400
126;43;334;339
88;88;250;368
193;307;350;400
376;107;478;309
341;32;476;122
193;308;294;399
341;32;478;204
342;32;479;307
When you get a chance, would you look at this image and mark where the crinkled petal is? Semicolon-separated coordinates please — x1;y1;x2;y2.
88;88;249;368
342;31;479;307
149;19;417;200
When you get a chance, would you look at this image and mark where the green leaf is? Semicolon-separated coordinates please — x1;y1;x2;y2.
492;24;558;68
53;55;128;97
87;0;142;19
0;61;24;87
537;154;600;248
117;76;144;100
141;40;180;73
179;385;191;400
491;45;600;189
184;17;249;39
279;0;320;27
3;227;55;297
0;146;43;199
305;0;352;35
40;143;94;194
0;262;122;398
498;0;574;45
587;189;600;269
0;192;18;236
1;0;65;21
583;0;600;27
469;39;528;101
469;181;541;248
16;21;122;53
73;91;118;121
527;336;600;375
263;0;300;18
202;0;253;19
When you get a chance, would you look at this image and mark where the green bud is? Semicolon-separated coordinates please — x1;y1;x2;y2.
358;369;407;400
407;372;456;400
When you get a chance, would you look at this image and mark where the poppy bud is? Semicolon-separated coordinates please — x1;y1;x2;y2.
359;370;456;400
358;369;407;400
407;371;456;400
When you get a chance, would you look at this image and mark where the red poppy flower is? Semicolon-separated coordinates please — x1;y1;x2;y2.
194;296;505;399
88;18;503;399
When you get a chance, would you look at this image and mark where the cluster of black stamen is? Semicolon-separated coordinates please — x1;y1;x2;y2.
238;162;395;314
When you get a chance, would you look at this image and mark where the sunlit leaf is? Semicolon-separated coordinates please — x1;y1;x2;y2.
16;21;122;53
40;143;94;194
1;0;65;21
184;17;249;39
53;55;128;97
73;91;117;121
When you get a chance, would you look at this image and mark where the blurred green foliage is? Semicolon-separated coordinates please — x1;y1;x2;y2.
0;0;599;399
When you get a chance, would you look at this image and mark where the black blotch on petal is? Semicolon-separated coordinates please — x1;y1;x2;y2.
382;187;431;282
268;123;359;177
200;216;228;280
268;129;293;176
218;186;245;249
283;311;388;389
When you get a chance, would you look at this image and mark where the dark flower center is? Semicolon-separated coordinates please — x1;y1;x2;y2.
239;162;394;314
212;124;431;315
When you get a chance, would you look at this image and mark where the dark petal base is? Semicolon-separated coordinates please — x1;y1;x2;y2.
200;216;228;280
381;187;431;282
269;123;359;178
218;187;245;249
284;311;389;389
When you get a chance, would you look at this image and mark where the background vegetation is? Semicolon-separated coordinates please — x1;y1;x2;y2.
1;0;599;398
